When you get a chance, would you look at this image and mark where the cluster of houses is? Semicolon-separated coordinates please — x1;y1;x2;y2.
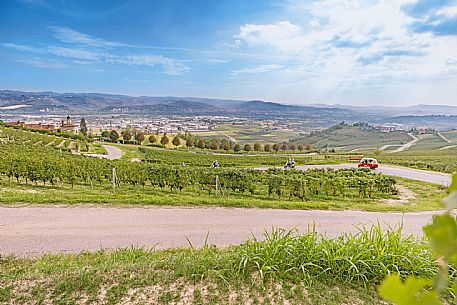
5;115;79;133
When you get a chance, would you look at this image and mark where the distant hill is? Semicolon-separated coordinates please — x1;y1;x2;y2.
0;90;358;127
1;89;457;129
378;115;457;130
310;103;457;116
291;123;412;151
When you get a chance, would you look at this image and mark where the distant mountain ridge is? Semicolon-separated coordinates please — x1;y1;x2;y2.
1;90;456;129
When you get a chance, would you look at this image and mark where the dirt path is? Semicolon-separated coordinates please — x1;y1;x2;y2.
437;133;452;143
0;206;437;256
390;133;419;153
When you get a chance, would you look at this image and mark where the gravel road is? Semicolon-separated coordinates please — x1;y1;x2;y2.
0;206;436;256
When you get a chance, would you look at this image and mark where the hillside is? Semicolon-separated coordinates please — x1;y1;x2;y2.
292;123;412;151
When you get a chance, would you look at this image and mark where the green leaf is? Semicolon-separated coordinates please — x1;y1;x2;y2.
443;191;457;212
433;269;448;292
452;281;457;297
450;173;457;192
423;214;457;261
379;275;440;305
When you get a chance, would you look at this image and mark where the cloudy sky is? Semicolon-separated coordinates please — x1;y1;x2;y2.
1;0;456;106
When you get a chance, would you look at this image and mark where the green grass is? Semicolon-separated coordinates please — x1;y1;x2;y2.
0;177;445;212
376;149;457;173
0;226;440;304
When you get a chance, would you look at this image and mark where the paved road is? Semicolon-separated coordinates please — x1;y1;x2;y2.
0;207;436;256
85;145;123;160
103;145;123;160
294;164;452;186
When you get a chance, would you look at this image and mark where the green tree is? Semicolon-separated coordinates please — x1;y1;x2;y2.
123;129;133;141
281;143;288;153
197;139;205;149
264;143;271;152
306;143;313;151
148;135;156;144
273;143;280;153
135;131;145;145
290;144;297;152
101;130;110;138
161;134;169;146
79;118;88;137
298;144;305;152
210;141;219;150
185;138;194;148
234;143;241;152
172;135;181;147
254;142;262;153
244;144;252;152
109;130;119;142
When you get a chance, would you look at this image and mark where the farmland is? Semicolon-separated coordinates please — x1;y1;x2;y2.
291;123;412;151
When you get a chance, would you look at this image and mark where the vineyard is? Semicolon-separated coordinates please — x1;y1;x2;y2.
0;124;98;153
377;149;457;173
138;146;348;167
0;140;397;202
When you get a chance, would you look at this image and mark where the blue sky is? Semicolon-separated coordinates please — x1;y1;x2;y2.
1;0;456;106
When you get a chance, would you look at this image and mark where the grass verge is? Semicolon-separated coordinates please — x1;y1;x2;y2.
0;227;439;304
0;177;446;212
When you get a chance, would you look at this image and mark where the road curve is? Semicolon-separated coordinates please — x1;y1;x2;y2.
293;164;452;186
85;145;123;160
0;206;436;256
103;145;123;160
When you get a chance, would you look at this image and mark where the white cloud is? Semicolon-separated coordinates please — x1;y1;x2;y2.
48;46;102;61
231;0;457;105
108;54;189;75
231;64;284;75
16;58;67;69
48;26;128;47
2;43;45;53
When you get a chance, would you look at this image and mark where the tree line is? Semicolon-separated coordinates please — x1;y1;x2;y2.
99;129;313;153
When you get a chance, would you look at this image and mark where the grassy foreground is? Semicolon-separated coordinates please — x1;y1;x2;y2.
0;177;446;212
0;227;440;305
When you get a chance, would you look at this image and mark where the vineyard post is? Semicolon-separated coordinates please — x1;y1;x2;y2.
215;175;219;195
112;167;117;192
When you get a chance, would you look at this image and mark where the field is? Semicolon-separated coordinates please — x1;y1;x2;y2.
0;226;442;305
292;124;412;151
376;148;457;173
211;123;301;144
0;123;103;154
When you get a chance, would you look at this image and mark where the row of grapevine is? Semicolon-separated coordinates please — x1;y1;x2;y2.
0;142;397;200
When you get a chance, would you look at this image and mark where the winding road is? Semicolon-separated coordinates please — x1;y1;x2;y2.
0;164;452;256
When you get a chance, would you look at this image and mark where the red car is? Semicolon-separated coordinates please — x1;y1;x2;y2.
358;158;379;169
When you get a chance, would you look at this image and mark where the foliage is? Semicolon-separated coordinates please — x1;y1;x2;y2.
79;118;88;136
109;130;119;142
379;173;457;304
